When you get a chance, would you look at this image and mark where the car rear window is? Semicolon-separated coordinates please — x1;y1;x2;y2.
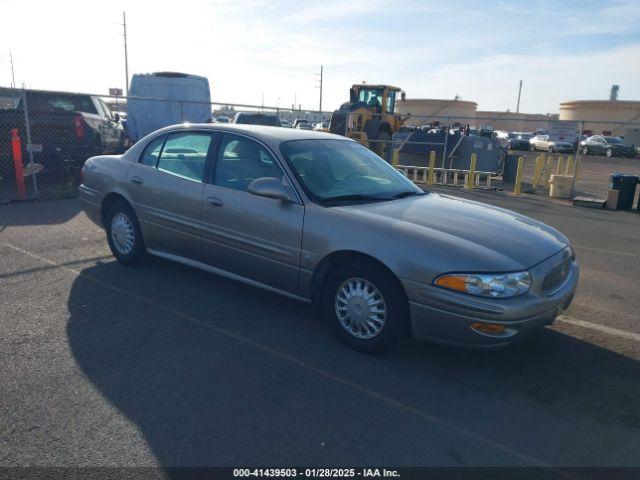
24;92;98;114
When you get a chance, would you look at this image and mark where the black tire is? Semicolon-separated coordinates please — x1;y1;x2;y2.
530;143;536;151
605;148;613;158
321;261;407;354
372;130;392;161
105;201;146;265
582;146;589;155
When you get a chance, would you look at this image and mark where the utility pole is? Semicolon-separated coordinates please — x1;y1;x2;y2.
318;65;323;112
516;79;522;113
122;11;130;93
9;49;16;88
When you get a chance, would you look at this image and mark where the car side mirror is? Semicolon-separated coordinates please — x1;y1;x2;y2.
248;177;291;201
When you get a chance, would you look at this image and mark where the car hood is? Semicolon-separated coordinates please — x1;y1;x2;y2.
334;193;569;271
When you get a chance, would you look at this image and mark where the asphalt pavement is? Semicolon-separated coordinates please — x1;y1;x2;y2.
1;195;639;469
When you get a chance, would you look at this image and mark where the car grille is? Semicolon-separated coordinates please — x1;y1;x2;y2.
542;257;572;293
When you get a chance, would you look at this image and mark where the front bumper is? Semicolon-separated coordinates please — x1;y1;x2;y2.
402;248;579;347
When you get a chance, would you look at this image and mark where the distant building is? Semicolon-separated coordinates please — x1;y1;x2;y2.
559;100;640;136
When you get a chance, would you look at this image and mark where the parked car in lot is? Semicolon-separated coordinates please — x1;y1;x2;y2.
127;72;212;142
80;124;578;353
314;121;330;131
214;116;231;123
580;135;636;158
279;119;292;128
233;112;279;126
530;134;575;153
0;89;124;174
506;132;533;151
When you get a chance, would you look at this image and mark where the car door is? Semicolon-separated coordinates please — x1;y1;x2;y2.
592;136;604;154
126;130;214;260
200;132;304;295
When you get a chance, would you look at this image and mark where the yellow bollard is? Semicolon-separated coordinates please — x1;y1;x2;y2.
556;156;564;175
546;156;554;186
574;156;582;183
427;151;436;185
565;155;573;176
513;156;524;196
392;148;399;168
465;153;477;189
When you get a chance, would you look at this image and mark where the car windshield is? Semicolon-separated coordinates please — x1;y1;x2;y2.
605;136;623;144
280;139;424;204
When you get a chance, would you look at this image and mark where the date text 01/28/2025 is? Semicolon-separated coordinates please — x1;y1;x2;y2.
232;468;400;478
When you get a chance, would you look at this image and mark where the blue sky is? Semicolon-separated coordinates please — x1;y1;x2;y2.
1;0;639;113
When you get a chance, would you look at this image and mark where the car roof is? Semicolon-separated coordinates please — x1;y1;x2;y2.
150;123;349;144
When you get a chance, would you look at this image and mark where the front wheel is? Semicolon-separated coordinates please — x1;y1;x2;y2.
105;201;146;265
582;146;589;155
322;262;407;354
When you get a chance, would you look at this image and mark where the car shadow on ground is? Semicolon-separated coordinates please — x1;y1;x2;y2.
66;258;640;470
0;198;82;228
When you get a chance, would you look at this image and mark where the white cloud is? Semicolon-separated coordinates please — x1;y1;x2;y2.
407;43;640;113
1;0;639;114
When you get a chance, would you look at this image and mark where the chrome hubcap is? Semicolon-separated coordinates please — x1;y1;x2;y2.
110;212;135;255
335;277;387;339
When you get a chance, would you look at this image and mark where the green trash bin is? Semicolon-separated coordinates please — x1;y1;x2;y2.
609;174;639;210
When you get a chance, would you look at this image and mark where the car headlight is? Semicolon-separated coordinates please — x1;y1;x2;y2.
434;271;532;298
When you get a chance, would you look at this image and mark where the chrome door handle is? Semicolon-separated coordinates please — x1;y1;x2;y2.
207;196;223;207
130;176;144;185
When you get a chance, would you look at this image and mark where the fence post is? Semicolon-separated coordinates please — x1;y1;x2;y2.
465;153;476;189
427;151;435;185
10;128;26;198
512;156;524;196
570;121;583;195
20;85;38;197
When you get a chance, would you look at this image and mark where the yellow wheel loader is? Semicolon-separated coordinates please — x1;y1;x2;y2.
329;84;406;160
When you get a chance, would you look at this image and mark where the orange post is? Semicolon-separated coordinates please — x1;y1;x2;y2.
11;128;26;198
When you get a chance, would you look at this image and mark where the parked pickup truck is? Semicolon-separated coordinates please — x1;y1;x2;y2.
0;89;124;177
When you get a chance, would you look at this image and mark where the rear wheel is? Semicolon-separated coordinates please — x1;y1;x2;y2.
105;201;146;265
372;130;392;161
321;261;407;354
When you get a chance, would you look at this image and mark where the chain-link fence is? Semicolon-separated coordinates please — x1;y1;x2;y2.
1;85;639;204
0;86;333;203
